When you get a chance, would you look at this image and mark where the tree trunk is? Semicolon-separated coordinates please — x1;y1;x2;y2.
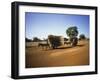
70;37;78;47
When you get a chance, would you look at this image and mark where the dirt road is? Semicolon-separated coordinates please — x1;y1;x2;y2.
26;40;89;68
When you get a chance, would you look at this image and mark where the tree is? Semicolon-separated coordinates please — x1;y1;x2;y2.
25;38;32;42
33;37;41;42
79;34;86;40
48;35;62;49
66;26;78;46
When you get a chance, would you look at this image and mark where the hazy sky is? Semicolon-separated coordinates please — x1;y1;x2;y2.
25;12;89;40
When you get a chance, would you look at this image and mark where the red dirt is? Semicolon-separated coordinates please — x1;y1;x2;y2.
26;40;89;68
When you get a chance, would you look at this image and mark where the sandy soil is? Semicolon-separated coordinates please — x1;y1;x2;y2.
26;40;89;68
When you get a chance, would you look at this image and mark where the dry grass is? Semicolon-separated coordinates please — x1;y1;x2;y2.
25;40;89;68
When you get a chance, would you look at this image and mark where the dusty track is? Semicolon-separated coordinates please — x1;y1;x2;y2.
26;40;89;68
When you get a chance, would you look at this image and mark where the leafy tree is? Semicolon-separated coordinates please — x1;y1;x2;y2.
79;34;86;40
66;26;78;46
66;26;78;37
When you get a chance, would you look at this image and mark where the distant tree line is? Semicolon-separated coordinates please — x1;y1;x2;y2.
25;38;32;42
26;34;88;43
33;37;41;42
26;26;89;47
26;37;48;42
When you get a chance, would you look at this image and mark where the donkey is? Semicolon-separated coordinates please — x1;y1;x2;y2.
38;41;50;50
64;41;71;45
